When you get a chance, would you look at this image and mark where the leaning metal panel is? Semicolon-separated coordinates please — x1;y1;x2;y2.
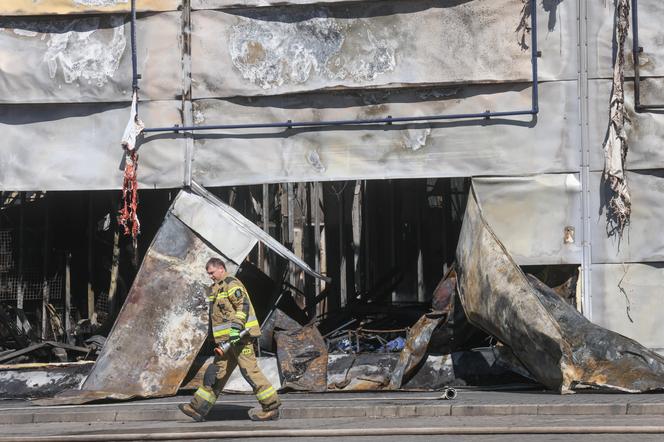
0;13;182;103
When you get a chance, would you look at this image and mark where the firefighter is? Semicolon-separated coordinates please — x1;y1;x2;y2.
179;257;281;422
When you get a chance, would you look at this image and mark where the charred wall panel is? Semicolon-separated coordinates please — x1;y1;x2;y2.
190;0;575;98
0;13;182;103
590;171;664;263
192;81;579;185
588;0;664;79
0;101;185;191
473;174;582;265
591;262;664;352
589;78;664;172
1;1;181;16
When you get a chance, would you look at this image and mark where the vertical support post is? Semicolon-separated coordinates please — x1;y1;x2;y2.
87;193;95;321
351;181;362;296
312;182;321;298
339;184;347;308
16;192;25;329
287;183;295;288
181;0;194;187
578;0;593;318
416;181;425;303
65;253;72;344
41;194;50;340
388;181;396;302
260;183;269;275
108;227;121;319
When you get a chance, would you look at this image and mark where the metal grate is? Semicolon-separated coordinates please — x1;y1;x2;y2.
0;272;63;301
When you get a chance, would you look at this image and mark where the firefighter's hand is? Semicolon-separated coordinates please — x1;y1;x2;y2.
229;327;241;344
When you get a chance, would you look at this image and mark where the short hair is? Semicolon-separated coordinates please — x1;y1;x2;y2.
206;257;226;270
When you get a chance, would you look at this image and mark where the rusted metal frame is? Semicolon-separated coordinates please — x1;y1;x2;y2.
87;194;95;320
64;253;72;344
631;0;664;111
141;0;540;134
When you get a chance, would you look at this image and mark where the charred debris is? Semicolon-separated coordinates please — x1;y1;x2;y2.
1;179;663;401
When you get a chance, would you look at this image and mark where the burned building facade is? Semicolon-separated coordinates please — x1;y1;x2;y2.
1;0;663;381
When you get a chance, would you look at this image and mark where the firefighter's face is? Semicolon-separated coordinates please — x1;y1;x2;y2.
206;264;226;282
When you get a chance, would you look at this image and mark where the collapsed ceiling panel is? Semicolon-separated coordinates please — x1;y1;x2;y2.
191;81;579;185
190;0;575;98
473;174;582;265
0;101;185;191
0;12;182;103
1;1;181;16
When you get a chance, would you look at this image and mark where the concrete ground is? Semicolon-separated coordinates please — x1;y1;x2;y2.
3;388;664;440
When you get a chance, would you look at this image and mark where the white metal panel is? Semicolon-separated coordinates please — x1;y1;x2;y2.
588;0;664;79
591;262;664;350
0;13;183;103
0;101;185;191
473;174;582;265
588;79;664;172
191;81;579;185
591;171;664;263
190;0;576;98
170;191;258;266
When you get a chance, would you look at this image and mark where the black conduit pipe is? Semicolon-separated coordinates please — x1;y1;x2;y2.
135;0;540;134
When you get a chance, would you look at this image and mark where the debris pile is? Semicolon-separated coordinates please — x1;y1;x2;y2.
8;183;664;403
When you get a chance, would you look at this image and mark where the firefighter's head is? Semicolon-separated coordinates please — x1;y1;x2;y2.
205;257;227;282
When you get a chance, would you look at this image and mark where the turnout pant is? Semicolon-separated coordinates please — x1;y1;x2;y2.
189;339;279;416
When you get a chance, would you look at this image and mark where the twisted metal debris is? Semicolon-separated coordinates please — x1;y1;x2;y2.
603;0;631;238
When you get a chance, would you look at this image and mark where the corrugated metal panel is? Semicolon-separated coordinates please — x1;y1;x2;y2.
589;78;664;172
0;101;185;191
191;81;578;185
591;171;664;264
473;174;582;265
591;262;664;350
0;13;183;103
588;0;664;79
190;0;576;98
1;1;181;16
